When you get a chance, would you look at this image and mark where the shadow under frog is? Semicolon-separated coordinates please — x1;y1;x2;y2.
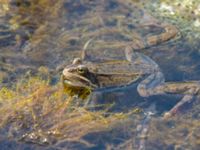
62;32;200;118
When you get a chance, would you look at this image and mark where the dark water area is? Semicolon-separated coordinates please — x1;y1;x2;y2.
0;0;200;150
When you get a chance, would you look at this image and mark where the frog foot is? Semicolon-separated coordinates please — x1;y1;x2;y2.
163;95;194;119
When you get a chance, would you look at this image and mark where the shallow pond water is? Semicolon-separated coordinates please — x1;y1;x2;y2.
0;0;200;150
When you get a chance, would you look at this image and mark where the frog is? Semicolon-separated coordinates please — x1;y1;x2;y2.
62;37;200;118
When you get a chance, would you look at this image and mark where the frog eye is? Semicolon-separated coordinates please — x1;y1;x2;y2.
77;65;87;74
77;67;84;73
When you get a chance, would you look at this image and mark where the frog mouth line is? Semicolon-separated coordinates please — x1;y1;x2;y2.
62;72;98;89
63;79;77;87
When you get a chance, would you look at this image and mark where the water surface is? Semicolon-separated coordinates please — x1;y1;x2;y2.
0;0;200;149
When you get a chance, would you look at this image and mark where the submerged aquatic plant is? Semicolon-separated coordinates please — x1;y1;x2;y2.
0;0;64;49
147;106;200;150
0;69;138;147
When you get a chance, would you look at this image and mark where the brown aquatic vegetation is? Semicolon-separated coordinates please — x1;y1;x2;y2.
145;103;200;149
0;0;200;149
0;69;138;147
0;0;64;49
0;2;161;145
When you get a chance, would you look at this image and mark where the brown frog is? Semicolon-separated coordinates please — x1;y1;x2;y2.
62;29;200;118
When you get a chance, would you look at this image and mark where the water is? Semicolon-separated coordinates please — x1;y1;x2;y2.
0;0;200;149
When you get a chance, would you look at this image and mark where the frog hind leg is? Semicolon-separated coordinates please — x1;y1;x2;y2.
163;94;194;119
145;23;179;47
125;46;165;97
137;71;165;97
125;46;160;71
164;88;199;119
